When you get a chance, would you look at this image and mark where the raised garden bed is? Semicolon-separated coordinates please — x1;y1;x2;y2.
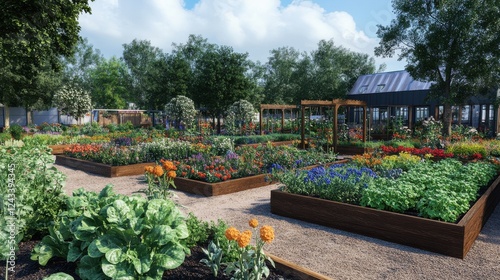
238;140;296;148
174;174;273;197
270;174;500;259
55;155;153;177
49;144;72;155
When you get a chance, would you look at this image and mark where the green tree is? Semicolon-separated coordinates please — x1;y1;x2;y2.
262;47;301;104
0;0;94;109
225;100;256;135
310;39;376;100
61;37;103;92
89;57;130;109
122;39;168;110
53;85;92;123
192;45;253;133
375;0;500;135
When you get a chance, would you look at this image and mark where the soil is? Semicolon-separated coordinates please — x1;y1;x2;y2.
0;240;296;280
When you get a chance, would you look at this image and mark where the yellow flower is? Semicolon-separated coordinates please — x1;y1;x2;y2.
237;230;252;248
167;170;176;179
260;225;275;243
225;227;240;241
249;218;259;228
153;165;164;177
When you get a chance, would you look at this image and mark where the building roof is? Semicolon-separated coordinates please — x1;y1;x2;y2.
349;70;433;95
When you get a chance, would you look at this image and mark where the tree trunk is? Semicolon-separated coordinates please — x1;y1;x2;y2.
217;116;221;134
442;103;452;136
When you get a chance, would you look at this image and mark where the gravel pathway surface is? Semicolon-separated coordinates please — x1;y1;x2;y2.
56;164;500;280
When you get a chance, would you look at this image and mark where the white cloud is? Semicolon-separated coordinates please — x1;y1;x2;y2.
79;0;402;69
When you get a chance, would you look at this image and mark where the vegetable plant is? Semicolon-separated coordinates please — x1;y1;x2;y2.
31;185;189;280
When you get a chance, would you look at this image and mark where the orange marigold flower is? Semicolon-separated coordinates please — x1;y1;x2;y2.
260;225;275;243
153;165;164;177
225;227;240;241
167;170;176;179
249;218;259;228
237;230;252;248
145;166;154;174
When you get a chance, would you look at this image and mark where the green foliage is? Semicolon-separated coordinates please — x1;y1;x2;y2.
0;144;66;259
89;57;130;109
31;185;189;280
445;142;488;159
164;95;197;130
53;85;92;120
0;131;11;144
183;213;210;249
80;122;106;136
361;159;498;222
0;0;93;109
225;100;256;136
43;272;75;280
8;124;23;140
200;240;223;277
375;0;500;135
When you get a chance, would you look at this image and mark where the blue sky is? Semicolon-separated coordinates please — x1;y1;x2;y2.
79;0;404;71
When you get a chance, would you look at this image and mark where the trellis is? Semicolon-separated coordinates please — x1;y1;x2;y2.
259;104;299;135
300;99;367;152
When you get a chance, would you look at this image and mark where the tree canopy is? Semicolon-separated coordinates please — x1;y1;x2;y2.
375;0;500;135
0;0;94;109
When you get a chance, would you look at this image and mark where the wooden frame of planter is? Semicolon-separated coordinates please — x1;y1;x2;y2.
270;174;500;259
55;155;153;177
174;174;273;197
334;145;373;155
49;144;72;155
268;253;333;280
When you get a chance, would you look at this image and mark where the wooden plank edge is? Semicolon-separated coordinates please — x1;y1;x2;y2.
267;253;334;280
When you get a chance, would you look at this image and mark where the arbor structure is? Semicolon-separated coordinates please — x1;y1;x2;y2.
375;0;500;135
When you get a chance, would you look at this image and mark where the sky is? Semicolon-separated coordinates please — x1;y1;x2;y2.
78;0;405;71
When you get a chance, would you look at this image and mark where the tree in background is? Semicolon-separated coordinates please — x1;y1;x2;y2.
89;57;130;109
164;95;197;130
53;85;92;124
0;0;93;109
225;100;256;135
192;45;253;133
61;38;103;93
122;39;168;110
375;0;500;135
262;47;301;104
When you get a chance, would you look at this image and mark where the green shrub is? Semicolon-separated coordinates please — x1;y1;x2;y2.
0;132;11;144
0;145;66;259
445;141;488;159
9;124;24;140
183;213;210;249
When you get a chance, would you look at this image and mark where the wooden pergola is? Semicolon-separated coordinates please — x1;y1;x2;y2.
259;104;299;135
300;99;367;151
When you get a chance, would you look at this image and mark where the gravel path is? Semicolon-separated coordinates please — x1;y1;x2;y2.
56;164;500;280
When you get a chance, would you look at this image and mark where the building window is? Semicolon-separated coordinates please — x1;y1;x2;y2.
438;106;444;120
452;106;459;122
461;105;470;122
415;107;429;121
395;106;408;119
489;105;494;122
358;85;368;93
375;84;385;92
371;108;379;121
481;105;487;122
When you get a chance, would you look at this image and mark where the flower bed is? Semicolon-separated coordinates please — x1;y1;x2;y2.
271;174;500;259
173;174;273;196
55;155;154;177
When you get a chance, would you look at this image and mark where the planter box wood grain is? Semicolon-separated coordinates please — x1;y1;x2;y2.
49;144;72;155
174;174;273;197
270;174;500;258
268;253;332;280
55;155;153;177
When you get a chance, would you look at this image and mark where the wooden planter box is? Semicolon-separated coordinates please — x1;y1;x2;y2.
55;155;153;177
268;253;332;280
335;145;373;155
270;174;500;259
49;144;72;155
174;174;273;197
369;133;391;141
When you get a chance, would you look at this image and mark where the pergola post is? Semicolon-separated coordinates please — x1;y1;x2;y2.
362;105;367;142
259;108;263;135
333;104;339;152
281;109;285;132
301;105;306;149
